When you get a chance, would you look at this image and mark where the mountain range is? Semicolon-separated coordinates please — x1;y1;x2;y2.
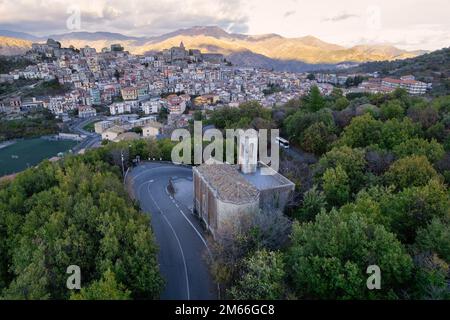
0;26;428;72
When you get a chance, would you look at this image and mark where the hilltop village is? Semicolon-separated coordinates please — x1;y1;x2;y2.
0;39;431;142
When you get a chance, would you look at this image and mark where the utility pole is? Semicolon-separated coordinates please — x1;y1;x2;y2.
120;149;125;178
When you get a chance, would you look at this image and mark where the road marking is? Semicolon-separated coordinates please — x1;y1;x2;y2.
131;164;219;298
147;183;190;300
128;165;185;185
160;214;190;300
168;189;213;258
133;165;212;256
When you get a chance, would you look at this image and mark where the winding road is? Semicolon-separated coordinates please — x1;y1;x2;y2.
69;116;103;152
127;162;217;300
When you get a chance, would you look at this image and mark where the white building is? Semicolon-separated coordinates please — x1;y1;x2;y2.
381;77;427;95
94;120;114;134
141;99;161;115
78;106;97;118
109;103;132;115
101;126;125;141
142;121;162;138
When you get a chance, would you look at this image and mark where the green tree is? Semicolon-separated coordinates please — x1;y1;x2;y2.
284;108;334;144
208;102;271;130
317;146;367;193
393;138;445;163
415;218;450;263
193;110;203;121
338;113;382;148
380;117;420;150
377;179;449;243
425;122;446;142
334;96;350;111
301;122;336;155
305;86;326;112
287;211;413;299
0;157;163;300
228;250;285;300
331;87;344;99
70;270;131;300
322;165;350;207
380;100;405;120
2;246;50;300
411;252;449;299
296;186;327;222
384;155;439;190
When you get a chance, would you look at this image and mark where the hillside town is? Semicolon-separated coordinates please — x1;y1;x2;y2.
0;39;433;143
1;39;312;114
0;0;449;307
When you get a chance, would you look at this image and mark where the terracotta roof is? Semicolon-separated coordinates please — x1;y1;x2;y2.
115;132;140;141
382;77;424;85
105;125;125;134
195;164;259;204
143;121;162;129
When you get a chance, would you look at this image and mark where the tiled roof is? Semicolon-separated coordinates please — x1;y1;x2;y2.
195;164;259;204
143;121;162;128
105;125;125;134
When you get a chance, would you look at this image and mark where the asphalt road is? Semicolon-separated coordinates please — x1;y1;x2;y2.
127;162;217;300
69;116;103;152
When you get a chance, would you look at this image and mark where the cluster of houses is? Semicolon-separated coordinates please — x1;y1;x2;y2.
93;114;162;142
0;39;325;119
316;72;431;95
1;39;432;143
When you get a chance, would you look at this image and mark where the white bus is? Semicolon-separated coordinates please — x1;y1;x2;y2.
275;137;290;149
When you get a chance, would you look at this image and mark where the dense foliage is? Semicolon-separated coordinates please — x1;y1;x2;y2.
0;145;165;299
219;87;450;300
23;79;72;97
0;56;34;74
1;83;449;300
207;101;272;130
0;78;37;96
342;47;450;96
0;108;60;141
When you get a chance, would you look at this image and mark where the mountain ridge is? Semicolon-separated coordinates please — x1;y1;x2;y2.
0;26;429;71
0;36;32;55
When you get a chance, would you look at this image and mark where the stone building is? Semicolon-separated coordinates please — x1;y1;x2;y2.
193;134;295;239
142;121;162;138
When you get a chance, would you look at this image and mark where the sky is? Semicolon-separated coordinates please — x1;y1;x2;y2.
0;0;449;51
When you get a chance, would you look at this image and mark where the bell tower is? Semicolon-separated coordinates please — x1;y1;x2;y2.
238;130;258;174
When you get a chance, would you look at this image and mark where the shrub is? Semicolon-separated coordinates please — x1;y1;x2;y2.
384;155;439;190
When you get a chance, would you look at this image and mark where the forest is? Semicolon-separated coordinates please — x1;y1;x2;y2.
0;108;60;141
0;139;175;299
0;87;449;299
207;87;450;299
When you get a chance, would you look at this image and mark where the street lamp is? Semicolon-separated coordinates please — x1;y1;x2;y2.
120;149;125;177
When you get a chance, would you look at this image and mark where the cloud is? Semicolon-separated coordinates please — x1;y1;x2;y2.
0;0;249;37
0;0;448;50
323;13;358;22
283;10;295;18
102;6;121;20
